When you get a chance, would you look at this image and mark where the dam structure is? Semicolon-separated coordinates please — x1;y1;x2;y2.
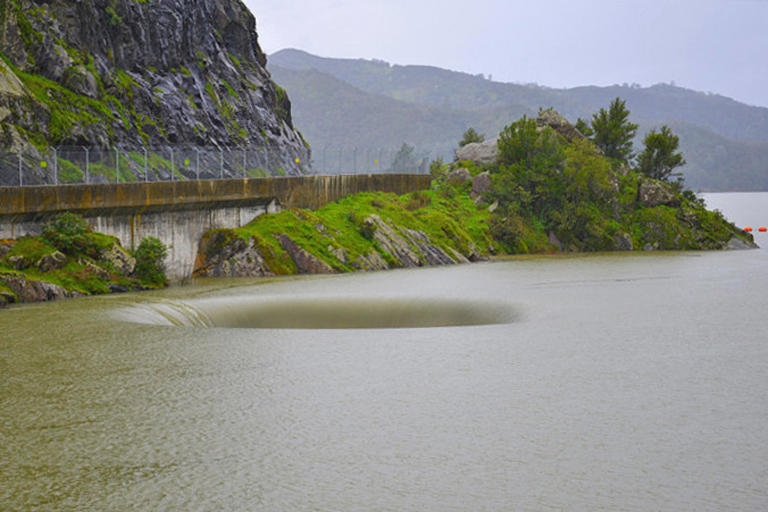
0;174;431;280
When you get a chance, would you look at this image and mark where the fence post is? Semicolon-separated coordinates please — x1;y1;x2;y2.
143;147;148;182
53;147;58;185
18;148;22;187
84;146;90;184
115;147;120;184
242;147;247;178
195;147;200;180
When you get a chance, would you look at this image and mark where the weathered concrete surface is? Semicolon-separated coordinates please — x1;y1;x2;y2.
0;174;431;279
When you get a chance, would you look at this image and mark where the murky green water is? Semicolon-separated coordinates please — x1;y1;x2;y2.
2;194;767;511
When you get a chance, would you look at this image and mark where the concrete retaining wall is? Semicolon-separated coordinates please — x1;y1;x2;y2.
0;174;431;280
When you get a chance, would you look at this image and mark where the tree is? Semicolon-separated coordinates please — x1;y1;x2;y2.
574;118;594;138
459;127;485;147
389;143;416;173
590;97;638;163
133;236;168;286
635;125;686;182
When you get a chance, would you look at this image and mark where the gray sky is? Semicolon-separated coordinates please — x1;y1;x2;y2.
246;0;768;108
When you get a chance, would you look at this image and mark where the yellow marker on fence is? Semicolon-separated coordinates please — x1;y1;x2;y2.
374;159;378;164
184;158;191;166
40;161;47;168
295;157;300;164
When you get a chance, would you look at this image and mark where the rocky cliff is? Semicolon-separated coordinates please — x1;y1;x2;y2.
0;0;308;181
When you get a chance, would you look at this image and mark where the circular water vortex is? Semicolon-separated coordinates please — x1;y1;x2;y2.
113;296;519;330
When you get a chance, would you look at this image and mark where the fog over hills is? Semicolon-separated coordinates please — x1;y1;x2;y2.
269;49;768;192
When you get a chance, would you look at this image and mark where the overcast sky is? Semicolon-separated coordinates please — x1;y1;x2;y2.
245;0;768;108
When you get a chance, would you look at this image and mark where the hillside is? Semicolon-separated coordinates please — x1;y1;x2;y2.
270;49;768;191
195;110;755;280
0;0;309;184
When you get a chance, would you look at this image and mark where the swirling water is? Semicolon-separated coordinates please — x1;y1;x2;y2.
1;193;767;511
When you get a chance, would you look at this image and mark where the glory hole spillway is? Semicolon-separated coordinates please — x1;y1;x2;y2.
0;174;431;280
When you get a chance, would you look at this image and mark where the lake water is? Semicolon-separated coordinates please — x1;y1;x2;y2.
1;193;767;511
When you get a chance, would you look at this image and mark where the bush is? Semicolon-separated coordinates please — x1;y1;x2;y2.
133;237;168;286
42;212;98;256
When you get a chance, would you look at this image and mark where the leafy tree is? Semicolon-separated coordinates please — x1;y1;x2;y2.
590;97;638;163
635;125;686;182
459;127;485;147
133;236;168;286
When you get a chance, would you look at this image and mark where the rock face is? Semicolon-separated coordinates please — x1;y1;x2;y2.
0;0;309;181
194;230;272;277
278;234;334;274
0;273;70;303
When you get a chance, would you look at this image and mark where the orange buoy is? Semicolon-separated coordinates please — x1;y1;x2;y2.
760;227;767;232
744;227;753;232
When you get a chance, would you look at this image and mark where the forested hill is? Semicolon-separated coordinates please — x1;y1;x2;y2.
269;49;768;191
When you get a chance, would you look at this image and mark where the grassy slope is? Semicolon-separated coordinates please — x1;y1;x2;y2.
219;185;496;275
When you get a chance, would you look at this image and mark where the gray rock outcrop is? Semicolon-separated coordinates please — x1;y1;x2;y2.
455;138;499;164
536;109;586;143
0;273;70;303
638;178;679;207
278;234;335;274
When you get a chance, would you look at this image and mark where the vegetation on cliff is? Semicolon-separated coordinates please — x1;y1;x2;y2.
0;213;167;308
0;0;309;184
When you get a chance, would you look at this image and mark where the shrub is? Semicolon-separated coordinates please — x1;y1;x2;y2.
133;237;168;286
42;212;98;256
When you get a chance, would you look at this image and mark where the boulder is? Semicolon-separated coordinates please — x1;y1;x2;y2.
7;255;29;270
0;240;16;258
102;244;136;275
37;251;67;272
447;167;472;186
278;234;334;274
638;178;679;207
471;171;491;199
536;109;585;143
455;138;499;164
614;233;634;251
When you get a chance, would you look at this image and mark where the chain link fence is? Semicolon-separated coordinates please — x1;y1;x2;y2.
0;145;433;187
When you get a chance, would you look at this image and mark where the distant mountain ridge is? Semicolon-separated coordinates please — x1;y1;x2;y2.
269;48;768;191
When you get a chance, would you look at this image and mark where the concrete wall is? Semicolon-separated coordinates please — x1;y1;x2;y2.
0;174;431;280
